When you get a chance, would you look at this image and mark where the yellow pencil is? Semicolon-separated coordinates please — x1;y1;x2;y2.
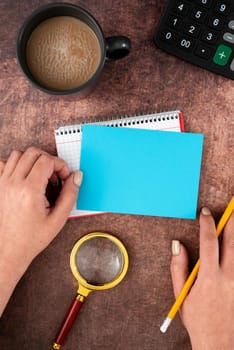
160;196;234;333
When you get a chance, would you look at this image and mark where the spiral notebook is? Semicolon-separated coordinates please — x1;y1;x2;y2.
55;110;184;218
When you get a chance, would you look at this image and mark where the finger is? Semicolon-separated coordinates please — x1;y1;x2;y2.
15;147;70;180
52;157;71;180
27;154;70;190
199;207;219;277
3;150;23;177
170;240;189;298
13;147;47;178
48;171;83;234
220;212;234;275
0;160;5;176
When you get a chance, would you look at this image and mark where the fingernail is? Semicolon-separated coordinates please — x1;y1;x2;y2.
73;170;83;187
201;207;211;216
50;173;59;185
172;240;180;256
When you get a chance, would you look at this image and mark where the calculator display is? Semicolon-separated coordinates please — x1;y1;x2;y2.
154;0;234;80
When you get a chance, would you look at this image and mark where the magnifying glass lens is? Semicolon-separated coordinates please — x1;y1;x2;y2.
76;237;124;285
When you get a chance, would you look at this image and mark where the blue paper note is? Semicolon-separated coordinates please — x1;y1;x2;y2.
77;125;204;219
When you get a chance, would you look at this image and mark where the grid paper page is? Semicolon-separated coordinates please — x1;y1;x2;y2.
55;110;184;218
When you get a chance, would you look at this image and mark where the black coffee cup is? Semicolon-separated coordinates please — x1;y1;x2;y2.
16;2;131;96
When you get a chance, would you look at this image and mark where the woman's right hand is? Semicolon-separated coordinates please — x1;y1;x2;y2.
171;207;234;350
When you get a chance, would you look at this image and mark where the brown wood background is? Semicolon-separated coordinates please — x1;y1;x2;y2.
0;1;233;349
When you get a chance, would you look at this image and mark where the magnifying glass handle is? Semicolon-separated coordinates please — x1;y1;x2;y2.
52;294;85;349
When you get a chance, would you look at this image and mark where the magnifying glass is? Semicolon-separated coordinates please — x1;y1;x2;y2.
53;232;129;349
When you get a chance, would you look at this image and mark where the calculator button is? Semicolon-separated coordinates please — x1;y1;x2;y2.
223;32;234;44
160;29;178;44
215;1;230;16
230;58;234;71
201;30;218;44
195;0;213;8
177;36;195;51
195;44;212;58
167;15;183;30
174;1;190;16
184;23;200;37
213;44;232;66
208;16;225;30
228;20;234;30
190;7;208;23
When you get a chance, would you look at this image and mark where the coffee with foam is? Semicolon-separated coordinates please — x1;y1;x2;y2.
26;16;101;91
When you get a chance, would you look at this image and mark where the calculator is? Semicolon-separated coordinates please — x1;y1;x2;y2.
154;0;234;80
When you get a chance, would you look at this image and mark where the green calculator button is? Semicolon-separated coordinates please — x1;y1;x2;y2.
213;44;232;66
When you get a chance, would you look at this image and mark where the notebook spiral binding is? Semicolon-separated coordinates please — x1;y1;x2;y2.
55;110;181;136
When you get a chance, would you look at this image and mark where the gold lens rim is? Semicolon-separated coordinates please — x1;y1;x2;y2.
70;232;129;293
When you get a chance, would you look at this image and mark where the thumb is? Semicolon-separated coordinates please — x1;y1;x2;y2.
170;240;189;299
49;170;83;232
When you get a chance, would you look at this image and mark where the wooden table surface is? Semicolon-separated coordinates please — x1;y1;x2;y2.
0;1;233;349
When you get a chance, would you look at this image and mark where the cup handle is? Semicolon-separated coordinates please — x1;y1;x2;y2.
105;36;131;60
